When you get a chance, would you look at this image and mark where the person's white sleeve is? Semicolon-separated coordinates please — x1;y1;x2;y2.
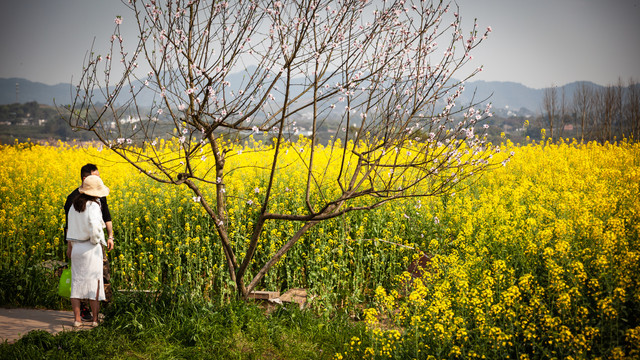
88;202;106;245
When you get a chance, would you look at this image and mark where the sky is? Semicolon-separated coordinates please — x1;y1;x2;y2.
1;0;639;89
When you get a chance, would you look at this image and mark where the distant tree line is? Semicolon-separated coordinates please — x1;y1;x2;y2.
3;81;640;146
0;101;45;123
0;102;95;144
541;78;639;143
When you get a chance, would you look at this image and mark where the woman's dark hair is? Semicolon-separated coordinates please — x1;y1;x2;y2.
80;163;98;179
72;193;99;213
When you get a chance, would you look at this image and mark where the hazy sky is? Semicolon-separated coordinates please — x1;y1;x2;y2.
1;0;639;89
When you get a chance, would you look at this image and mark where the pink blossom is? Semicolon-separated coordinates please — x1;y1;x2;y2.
114;16;123;25
465;128;474;138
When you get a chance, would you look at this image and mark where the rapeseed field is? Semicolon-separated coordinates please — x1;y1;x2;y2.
1;138;638;359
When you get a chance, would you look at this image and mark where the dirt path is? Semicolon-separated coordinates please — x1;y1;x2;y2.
0;308;80;343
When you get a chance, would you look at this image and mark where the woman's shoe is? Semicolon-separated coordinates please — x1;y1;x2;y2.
90;321;99;327
73;321;83;328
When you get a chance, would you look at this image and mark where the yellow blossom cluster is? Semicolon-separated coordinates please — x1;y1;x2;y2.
342;139;640;359
1;138;639;359
0;138;420;301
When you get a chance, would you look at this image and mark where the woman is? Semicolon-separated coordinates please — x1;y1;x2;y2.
66;175;113;327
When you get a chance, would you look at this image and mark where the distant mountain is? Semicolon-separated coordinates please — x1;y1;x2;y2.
456;80;603;117
458;80;543;115
0;76;609;117
0;78;74;106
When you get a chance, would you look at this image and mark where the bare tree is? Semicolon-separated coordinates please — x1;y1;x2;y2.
65;0;503;297
558;87;567;139
572;82;593;142
615;77;625;140
626;78;640;140
543;85;558;140
596;85;617;142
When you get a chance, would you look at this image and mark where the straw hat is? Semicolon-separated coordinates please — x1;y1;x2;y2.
79;175;110;197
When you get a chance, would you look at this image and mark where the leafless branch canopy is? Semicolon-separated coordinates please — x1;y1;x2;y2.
66;0;503;296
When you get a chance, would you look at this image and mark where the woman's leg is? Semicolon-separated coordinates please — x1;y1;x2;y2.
90;299;100;323
91;280;101;323
71;298;82;323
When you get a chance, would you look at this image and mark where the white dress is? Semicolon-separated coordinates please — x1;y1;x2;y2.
67;200;106;301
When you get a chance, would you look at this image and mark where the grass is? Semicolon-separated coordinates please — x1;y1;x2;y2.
0;289;369;359
0;265;69;310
